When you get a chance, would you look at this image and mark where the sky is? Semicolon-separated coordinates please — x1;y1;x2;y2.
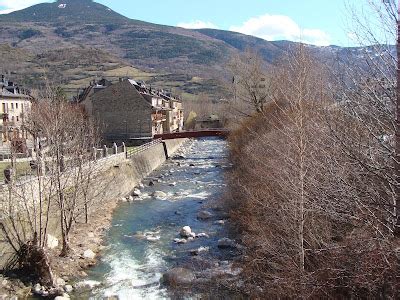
0;0;392;47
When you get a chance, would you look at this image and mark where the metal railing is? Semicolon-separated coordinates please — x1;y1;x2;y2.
126;138;162;159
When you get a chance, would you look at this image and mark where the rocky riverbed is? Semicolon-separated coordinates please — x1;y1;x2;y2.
71;137;244;299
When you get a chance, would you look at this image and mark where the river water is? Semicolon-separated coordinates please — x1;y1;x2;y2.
74;138;240;299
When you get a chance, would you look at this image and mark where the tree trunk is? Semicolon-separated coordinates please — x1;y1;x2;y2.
60;233;71;257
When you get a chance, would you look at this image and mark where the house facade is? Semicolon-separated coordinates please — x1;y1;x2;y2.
0;75;32;153
78;78;184;143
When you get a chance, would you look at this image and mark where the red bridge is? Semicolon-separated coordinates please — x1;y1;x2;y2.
154;129;230;140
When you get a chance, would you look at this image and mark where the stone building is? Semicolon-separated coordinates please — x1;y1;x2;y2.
0;75;32;153
78;78;184;143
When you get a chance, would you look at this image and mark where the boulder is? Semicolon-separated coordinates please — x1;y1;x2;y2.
148;181;155;186
169;182;177;187
54;296;69;300
179;226;192;238
83;249;96;259
190;246;210;256
152;191;167;199
47;234;59;249
138;183;145;189
33;283;41;295
196;233;210;238
217;238;236;249
214;220;225;225
64;285;73;293
56;277;65;287
173;238;187;244
197;210;213;220
163;268;195;286
132;189;141;197
120;197;127;203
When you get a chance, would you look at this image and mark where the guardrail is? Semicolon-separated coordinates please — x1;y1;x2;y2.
126;138;162;159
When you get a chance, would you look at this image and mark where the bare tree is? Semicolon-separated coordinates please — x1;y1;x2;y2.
228;49;272;116
0;86;99;284
227;40;400;298
28;88;98;256
338;0;398;232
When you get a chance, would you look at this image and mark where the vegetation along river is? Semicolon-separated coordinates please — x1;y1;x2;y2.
73;137;243;299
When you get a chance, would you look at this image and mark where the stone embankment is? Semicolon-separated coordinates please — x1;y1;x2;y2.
0;138;188;299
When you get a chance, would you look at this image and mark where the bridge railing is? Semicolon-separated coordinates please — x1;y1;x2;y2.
126;138;162;159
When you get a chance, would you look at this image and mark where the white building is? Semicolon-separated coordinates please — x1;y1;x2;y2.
0;75;32;153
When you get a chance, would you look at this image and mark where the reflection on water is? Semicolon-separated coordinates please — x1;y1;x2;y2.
75;138;234;299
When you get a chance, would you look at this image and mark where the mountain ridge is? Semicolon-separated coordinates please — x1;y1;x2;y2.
0;0;375;100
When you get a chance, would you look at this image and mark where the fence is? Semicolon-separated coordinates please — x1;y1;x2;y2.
92;143;126;161
0;139;163;186
126;138;162;159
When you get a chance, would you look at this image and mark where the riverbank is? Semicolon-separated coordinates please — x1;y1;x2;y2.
0;139;189;299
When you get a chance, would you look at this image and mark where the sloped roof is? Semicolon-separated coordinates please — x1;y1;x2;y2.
0;89;30;99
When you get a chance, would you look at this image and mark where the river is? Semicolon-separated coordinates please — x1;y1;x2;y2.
73;137;242;299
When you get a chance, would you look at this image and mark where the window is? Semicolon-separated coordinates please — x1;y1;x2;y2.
11;116;14;122
21;103;24;110
15;103;18;109
2;103;5;113
11;103;14;109
16;116;19;122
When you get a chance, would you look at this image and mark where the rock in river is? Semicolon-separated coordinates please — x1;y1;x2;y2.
132;189;141;197
152;191;167;199
190;246;210;256
217;238;237;249
163;268;195;286
180;226;193;238
173;238;187;244
197;210;213;220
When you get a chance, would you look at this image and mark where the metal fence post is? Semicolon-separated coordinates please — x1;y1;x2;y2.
113;143;118;154
104;145;108;157
122;142;127;158
93;147;97;160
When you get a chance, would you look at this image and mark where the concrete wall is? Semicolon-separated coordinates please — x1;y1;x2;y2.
163;138;187;158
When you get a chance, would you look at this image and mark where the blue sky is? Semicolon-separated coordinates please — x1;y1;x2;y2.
0;0;393;47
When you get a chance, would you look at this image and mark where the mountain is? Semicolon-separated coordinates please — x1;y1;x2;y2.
0;0;377;100
0;0;131;24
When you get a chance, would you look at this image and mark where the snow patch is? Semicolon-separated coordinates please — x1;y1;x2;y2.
58;4;67;8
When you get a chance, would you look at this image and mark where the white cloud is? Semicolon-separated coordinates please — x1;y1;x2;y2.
0;0;51;14
230;14;331;46
177;20;219;30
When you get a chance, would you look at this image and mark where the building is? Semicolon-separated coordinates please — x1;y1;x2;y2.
77;78;184;143
0;75;32;153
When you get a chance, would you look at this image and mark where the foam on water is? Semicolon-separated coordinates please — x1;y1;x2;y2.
90;247;168;299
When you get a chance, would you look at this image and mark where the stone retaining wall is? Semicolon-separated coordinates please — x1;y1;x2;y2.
0;138;188;269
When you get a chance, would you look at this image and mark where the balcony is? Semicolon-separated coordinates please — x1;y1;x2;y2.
152;114;167;122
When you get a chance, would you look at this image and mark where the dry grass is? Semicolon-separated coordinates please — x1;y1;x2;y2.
0;162;31;182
